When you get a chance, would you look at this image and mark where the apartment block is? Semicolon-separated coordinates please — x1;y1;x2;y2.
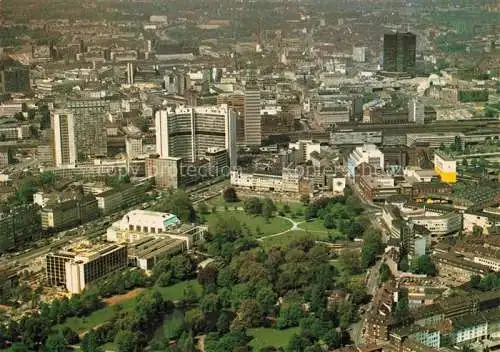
41;196;99;231
95;180;152;215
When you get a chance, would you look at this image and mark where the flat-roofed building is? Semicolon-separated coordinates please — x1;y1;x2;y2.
230;168;304;193
45;242;128;294
106;209;206;250
433;252;492;283
347;144;384;179
434;152;457;184
128;236;186;271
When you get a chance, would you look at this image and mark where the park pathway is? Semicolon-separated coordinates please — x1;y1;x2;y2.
257;216;305;241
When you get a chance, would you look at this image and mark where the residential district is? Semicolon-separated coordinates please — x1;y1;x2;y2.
0;0;498;351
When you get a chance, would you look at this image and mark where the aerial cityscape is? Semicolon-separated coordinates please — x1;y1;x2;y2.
0;0;498;351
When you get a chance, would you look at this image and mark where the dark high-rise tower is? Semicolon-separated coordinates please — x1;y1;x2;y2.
383;32;416;73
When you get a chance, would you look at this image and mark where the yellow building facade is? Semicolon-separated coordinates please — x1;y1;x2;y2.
434;153;457;183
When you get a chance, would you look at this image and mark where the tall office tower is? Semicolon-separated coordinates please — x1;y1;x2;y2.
408;97;424;124
52;112;77;167
66;99;108;160
155;104;237;166
0;56;30;94
383;32;416;73
244;81;262;146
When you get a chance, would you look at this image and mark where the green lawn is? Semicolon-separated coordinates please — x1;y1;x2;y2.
56;281;201;335
101;342;118;351
248;327;300;351
206;211;292;237
155;280;202;301
150;309;185;347
260;230;330;249
299;218;329;232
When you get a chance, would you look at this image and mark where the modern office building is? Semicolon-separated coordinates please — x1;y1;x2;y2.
46;242;128;294
347;144;385;179
52;111;77;167
383;32;417;73
244;81;262;146
63;98;108;161
0;56;30;94
155;104;237;167
146;156;183;189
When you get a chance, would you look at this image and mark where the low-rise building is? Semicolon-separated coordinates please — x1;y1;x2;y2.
0;205;42;252
41;196;99;231
128;236;187;271
433;253;492;282
95;180;151;215
434;152;457;184
230;168;304;193
106;210;206;250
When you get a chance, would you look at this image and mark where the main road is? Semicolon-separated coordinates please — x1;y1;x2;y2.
0;179;229;273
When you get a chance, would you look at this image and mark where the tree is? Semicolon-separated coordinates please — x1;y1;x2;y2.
223;188;238;203
197;266;218;287
379;263;390;282
244;197;262;215
393;288;410;321
40;171;56;185
256;287;278;314
170;255;195;281
478;274;500;292
347;221;365;241
277;303;305;329
114;330;137;352
157;190;196;223
282;203;291;213
300;194;310;205
413;255;437;276
398;256;409;272
233;299;263;328
262;198;277;220
469;275;481;289
10;344;30;352
20;315;50;350
44;332;67;352
361;228;384;268
323;213;336;229
61;326;79;345
339;250;362;275
197;202;209;214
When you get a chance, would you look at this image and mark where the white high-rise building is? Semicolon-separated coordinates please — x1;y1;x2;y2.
52;112;76;167
244;81;261;146
155;104;237;167
408;97;425;124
